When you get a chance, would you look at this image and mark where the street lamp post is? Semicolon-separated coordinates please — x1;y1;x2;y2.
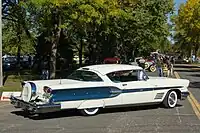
0;0;3;87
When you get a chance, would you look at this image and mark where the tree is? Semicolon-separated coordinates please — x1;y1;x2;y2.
2;0;36;66
2;22;35;55
2;0;174;79
174;0;200;57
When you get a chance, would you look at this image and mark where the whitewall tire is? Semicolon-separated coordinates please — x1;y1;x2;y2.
149;65;156;72
163;91;178;108
145;62;149;70
80;108;99;116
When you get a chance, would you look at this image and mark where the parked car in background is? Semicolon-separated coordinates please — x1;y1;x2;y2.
175;56;190;64
103;57;121;64
144;57;157;72
10;64;190;116
3;56;17;71
134;57;156;72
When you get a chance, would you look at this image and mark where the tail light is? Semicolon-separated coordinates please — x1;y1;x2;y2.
43;86;52;94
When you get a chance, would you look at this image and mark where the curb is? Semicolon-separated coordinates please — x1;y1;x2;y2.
0;91;21;101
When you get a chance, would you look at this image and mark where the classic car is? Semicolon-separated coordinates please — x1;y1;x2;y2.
10;64;190;116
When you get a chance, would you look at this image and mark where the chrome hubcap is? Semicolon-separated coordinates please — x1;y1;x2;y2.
168;92;177;107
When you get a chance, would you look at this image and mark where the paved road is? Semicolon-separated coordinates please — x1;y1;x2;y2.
174;64;200;103
0;66;200;133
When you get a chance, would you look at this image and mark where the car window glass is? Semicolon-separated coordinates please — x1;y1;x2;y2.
106;70;139;83
67;70;103;82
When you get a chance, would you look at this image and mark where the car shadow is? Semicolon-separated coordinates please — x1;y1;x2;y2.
175;69;200;72
189;74;200;77
174;64;200;68
101;104;160;115
11;109;81;120
11;104;183;120
189;81;200;89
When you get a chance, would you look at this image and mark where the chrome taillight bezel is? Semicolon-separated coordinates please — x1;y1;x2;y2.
43;86;52;94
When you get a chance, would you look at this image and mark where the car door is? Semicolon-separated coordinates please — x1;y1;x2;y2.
120;70;156;105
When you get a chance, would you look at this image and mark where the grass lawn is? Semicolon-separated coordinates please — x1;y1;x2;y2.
0;68;71;92
0;70;40;93
0;75;22;92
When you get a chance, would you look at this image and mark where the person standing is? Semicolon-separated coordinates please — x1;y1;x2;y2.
138;57;146;69
156;56;163;77
170;56;175;76
41;57;49;80
166;57;172;77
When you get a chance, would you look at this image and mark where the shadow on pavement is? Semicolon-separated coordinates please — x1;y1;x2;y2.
189;82;200;89
11;104;183;120
11;109;82;120
175;69;200;72
189;74;200;77
174;64;200;69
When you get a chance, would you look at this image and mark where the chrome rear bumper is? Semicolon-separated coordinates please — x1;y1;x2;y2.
10;95;61;114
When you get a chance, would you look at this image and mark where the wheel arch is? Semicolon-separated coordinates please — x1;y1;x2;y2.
77;99;105;109
170;89;181;100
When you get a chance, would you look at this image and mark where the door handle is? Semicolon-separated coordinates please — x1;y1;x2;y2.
122;84;127;86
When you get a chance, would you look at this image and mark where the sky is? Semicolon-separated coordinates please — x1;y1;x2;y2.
167;0;187;43
174;0;187;12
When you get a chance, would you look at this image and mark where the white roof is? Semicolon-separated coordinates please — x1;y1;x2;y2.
79;64;142;75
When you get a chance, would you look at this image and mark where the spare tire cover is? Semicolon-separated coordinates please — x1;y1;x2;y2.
21;83;32;102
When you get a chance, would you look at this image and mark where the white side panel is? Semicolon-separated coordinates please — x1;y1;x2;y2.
78;100;105;109
121;92;153;104
122;81;155;104
104;95;123;106
60;100;83;109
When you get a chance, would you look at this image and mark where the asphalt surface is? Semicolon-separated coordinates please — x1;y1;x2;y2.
174;64;200;103
0;65;199;133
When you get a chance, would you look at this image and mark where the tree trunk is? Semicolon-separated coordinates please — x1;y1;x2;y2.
49;7;61;79
79;37;83;67
17;31;21;71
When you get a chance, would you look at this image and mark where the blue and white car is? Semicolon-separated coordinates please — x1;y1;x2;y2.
10;64;190;116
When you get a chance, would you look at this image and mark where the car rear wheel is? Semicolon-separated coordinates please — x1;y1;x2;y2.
80;108;99;116
163;91;178;108
149;65;156;72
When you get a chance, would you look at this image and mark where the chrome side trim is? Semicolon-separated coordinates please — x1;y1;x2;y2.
154;93;164;99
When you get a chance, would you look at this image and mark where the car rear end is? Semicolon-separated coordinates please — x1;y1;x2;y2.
10;81;61;114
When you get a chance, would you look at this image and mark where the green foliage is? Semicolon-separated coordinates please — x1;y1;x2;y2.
2;23;35;55
2;0;174;75
173;0;200;57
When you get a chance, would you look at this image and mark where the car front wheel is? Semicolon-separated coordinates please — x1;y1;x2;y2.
163;91;178;108
145;62;149;70
80;108;99;116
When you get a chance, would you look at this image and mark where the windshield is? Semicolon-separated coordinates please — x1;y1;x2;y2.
67;70;103;82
